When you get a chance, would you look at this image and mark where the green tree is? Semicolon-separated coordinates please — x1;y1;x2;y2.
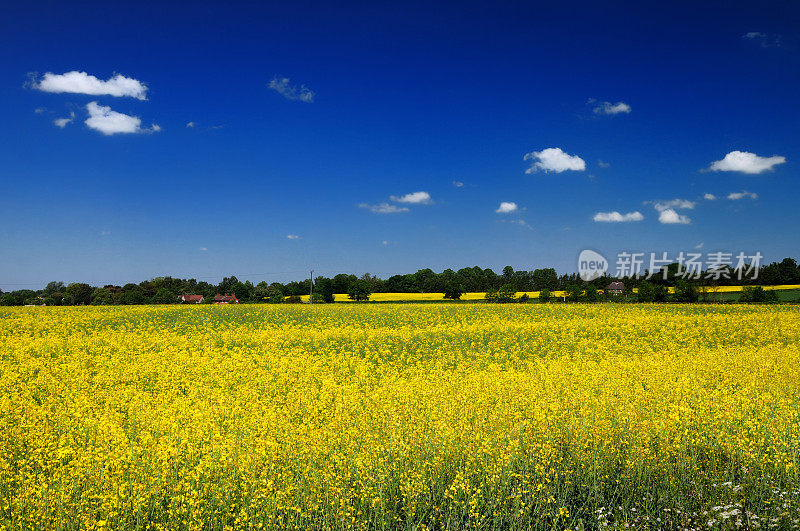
539;289;552;303
91;287;114;305
442;282;464;300
584;286;599;302
566;284;583;302
315;277;335;303
673;280;699;302
43;281;65;296
152;289;178;304
65;283;93;305
496;284;517;303
118;285;146;305
347;280;372;302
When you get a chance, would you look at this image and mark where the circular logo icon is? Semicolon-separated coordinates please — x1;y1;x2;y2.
578;249;608;281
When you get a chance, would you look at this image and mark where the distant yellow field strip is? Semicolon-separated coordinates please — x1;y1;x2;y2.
298;284;800;301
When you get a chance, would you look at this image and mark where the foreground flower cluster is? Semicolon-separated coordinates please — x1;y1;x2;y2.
1;304;799;530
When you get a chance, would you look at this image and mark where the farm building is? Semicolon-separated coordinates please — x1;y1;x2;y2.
181;294;204;304
607;281;625;295
214;294;239;304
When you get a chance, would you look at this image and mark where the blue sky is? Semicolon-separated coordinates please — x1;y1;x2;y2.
1;1;798;289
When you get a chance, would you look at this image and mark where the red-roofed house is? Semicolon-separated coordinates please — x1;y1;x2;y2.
181;294;204;304
214;293;239;304
607;281;625;295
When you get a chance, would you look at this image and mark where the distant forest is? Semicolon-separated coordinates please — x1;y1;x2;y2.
1;257;799;306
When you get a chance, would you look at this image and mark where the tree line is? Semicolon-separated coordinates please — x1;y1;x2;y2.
1;257;798;306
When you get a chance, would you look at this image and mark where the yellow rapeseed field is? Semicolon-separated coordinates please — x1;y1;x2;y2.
1;304;799;530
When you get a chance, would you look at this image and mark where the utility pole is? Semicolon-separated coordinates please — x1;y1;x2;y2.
309;269;314;304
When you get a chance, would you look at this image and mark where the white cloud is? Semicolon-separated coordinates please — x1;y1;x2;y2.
268;77;314;102
695;242;704;249
32;71;148;100
524;147;586;173
452;180;464;187
287;234;300;239
743;32;781;48
727;190;758;200
495;201;518;214
53;111;75;128
85;101;159;135
708;151;786;174
652;198;696;212
704;193;717;200
592;101;631;115
593;211;643;222
390;191;432;204
34;107;47;114
359;203;409;214
186;121;195;128
658;209;691;224
381;240;388;245
598;160;610;168
200;247;208;251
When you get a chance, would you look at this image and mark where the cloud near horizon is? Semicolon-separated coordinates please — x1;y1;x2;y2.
524;147;586;173
708;151;786;174
32;71;148;100
593;211;643;222
85;102;159;135
268;77;315;102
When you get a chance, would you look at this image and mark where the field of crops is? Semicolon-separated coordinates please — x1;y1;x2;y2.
298;285;800;302
2;304;799;530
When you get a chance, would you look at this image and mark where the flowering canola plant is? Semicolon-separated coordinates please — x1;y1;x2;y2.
1;304;799;529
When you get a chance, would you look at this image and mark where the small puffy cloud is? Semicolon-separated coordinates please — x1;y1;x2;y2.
32;71;148;100
495;201;518;214
708;151;786;174
452;180;464;187
592;101;631;115
381;240;388;245
727;190;758;200
598;160;610;168
593;211;643;222
390;191;432;204
287;234;300;240
652;198;696;212
658;208;691;224
200;247;208;251
359;203;409;214
53;111;75;128
34;107;47;114
524;147;586;173
186;121;195;128
85;101;159;135
268;77;314;102
704;193;717;200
